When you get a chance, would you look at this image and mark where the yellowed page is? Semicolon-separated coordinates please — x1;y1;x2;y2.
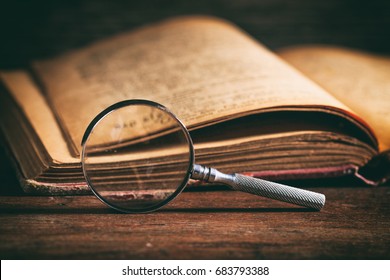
278;46;390;151
33;16;351;154
0;71;77;163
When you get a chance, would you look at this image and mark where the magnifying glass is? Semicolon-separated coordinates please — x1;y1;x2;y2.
81;99;325;213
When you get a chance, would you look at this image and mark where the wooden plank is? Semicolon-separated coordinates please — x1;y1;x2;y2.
0;0;389;68
1;187;389;259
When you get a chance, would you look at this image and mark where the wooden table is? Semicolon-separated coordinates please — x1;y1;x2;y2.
1;186;389;259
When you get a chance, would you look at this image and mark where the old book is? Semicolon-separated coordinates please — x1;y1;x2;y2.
0;16;389;194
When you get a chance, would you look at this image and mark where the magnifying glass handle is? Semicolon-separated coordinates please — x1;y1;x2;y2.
192;164;325;210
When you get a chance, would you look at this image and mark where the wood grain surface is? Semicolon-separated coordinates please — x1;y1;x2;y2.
1;187;389;259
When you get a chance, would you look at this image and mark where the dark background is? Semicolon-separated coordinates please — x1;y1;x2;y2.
0;0;389;194
0;0;389;69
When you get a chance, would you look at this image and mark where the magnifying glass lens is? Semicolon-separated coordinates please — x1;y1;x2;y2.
81;102;193;212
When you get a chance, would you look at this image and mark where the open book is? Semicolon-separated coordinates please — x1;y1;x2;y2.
0;16;389;194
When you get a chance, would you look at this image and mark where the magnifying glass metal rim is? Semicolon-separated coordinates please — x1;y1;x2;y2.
81;99;195;213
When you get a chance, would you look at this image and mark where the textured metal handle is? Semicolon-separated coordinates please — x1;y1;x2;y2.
233;174;325;210
191;164;326;210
